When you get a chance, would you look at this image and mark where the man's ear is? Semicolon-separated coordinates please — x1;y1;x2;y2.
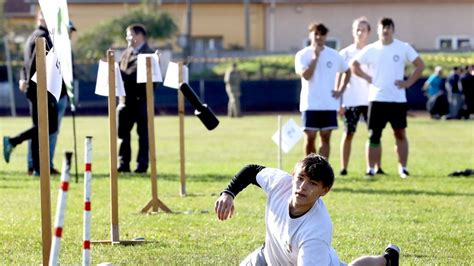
320;186;331;197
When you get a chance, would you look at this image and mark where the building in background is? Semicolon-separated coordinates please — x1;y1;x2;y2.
3;0;473;54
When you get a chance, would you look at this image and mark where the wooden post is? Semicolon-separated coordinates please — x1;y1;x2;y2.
141;56;171;213
178;62;186;196
107;50;120;243
36;37;52;266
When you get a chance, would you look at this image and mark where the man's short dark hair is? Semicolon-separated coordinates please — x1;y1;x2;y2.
308;22;329;36
127;24;147;37
297;153;334;189
379;17;395;30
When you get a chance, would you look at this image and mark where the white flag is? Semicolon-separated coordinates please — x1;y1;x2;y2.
163;62;189;89
137;53;163;83
38;0;74;95
272;118;304;153
94;60;125;97
31;51;63;102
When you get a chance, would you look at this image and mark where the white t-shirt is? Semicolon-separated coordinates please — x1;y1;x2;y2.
339;44;370;107
295;46;349;111
256;168;341;266
354;39;419;103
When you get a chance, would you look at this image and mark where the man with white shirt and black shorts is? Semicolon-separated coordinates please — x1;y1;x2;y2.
295;22;351;159
338;17;384;176
215;153;400;266
352;17;425;178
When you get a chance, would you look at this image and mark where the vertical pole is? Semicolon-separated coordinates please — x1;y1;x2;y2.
278;115;282;169
35;37;52;266
83;136;92;266
146;57;159;211
178;62;186;196
244;0;251;50
49;152;73;266
3;36;16;116
107;49;119;243
268;0;276;52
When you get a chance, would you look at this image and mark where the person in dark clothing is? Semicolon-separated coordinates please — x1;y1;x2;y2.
445;66;463;119
459;65;474;119
117;24;154;173
3;11;58;175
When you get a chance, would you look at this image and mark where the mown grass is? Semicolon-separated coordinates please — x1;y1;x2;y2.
0;114;473;264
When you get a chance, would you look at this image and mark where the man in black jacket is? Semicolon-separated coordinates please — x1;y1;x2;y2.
3;11;58;175
117;24;154;173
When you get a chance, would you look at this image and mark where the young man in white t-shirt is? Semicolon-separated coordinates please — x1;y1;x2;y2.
337;17;384;177
295;23;351;159
351;18;425;178
215;153;400;266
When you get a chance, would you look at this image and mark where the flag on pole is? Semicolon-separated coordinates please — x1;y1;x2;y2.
38;0;75;104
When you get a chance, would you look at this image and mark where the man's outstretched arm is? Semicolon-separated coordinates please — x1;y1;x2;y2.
214;164;265;221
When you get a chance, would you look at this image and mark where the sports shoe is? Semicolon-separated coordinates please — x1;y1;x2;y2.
384;244;400;266
50;168;61;175
365;170;375;178
399;169;409;179
376;168;386;175
117;165;131;173
3;136;13;163
339;169;347;176
134;166;148;174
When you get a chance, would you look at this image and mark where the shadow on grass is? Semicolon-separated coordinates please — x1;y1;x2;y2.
89;172;229;182
332;187;474;197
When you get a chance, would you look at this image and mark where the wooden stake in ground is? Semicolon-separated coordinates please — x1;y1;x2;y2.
141;56;171;214
35;37;52;266
107;49;120;243
178;62;186;196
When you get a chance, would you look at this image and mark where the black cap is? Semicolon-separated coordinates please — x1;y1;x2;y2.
68;21;77;31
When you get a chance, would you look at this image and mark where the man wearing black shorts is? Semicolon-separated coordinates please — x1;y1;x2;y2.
352;18;424;178
295;22;350;158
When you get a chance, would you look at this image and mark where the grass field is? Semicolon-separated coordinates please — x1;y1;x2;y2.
0;114;473;264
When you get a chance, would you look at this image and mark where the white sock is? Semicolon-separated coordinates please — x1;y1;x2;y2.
367;167;375;174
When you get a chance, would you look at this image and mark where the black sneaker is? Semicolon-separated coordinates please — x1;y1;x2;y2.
134;166;148;174
117;165;131;173
384;244;400;266
340;169;347;176
376;168;386;175
399;169;409;179
365;170;375;178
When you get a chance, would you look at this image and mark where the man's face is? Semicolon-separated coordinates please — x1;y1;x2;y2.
310;31;327;47
126;29;139;48
291;165;329;208
377;24;394;42
353;22;370;43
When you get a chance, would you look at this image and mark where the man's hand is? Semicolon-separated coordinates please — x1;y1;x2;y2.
338;106;346;117
214;193;235;221
395;80;411;89
332;90;343;99
19;80;28;93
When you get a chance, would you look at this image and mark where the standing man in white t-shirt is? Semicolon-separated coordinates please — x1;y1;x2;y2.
352;18;425;178
214;153;400;266
295;22;351;159
338;17;384;176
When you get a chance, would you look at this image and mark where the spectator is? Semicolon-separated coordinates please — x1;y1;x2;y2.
338;17;384;176
117;24;154;174
445;66;463;119
458;65;473;119
352;17;425;178
295;22;350;158
224;63;242;117
215;153;400;266
3;11;58;175
423;66;446;119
